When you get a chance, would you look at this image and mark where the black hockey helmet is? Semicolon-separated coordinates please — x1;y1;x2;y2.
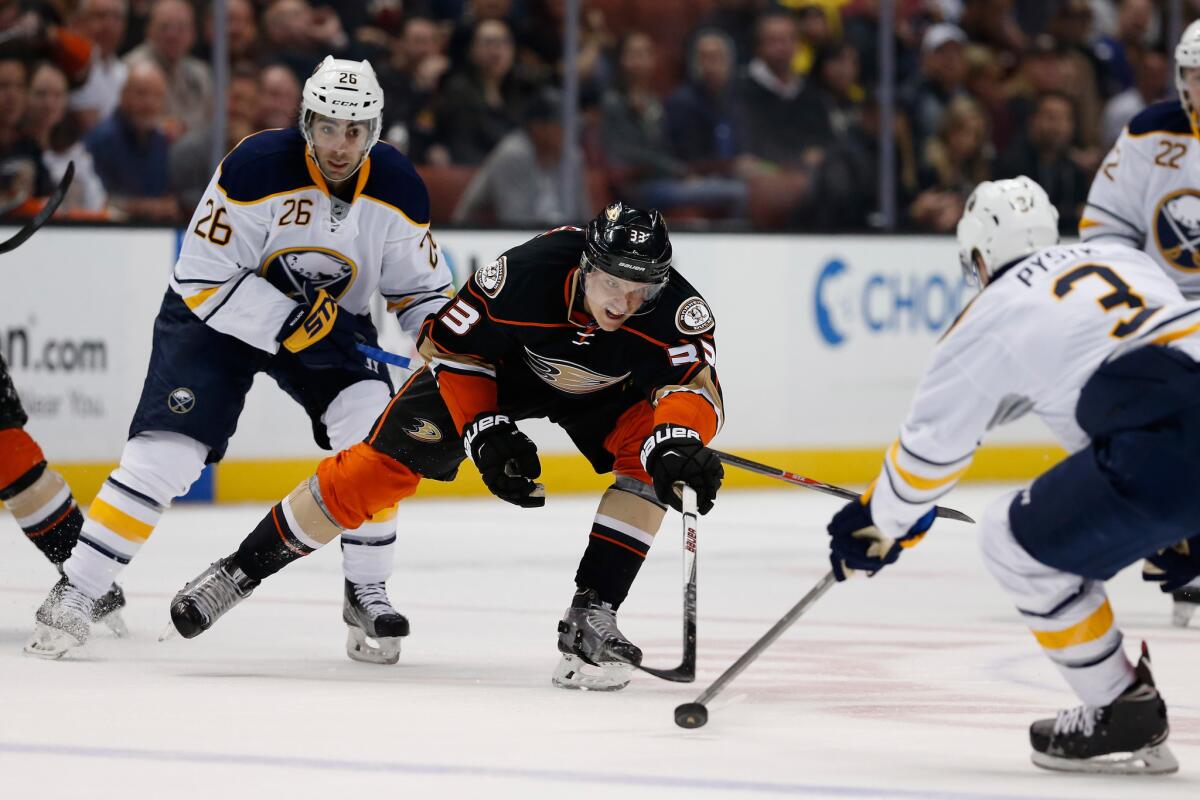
582;202;672;287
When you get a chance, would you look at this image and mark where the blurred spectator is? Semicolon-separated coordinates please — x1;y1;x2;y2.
198;0;259;70
993;91;1088;233
737;10;832;167
123;0;212;139
432;19;531;165
260;0;352;81
900;22;969;153
256;63;301;131
811;40;864;139
0;57;51;214
959;0;1028;57
518;0;612;94
85;60;177;221
446;0;515;68
378;15;449;158
452;88;588;225
0;1;92;87
1003;35;1064;146
1045;0;1102;150
1101;48;1167;149
23;61;108;214
1093;0;1154;99
69;0;129;133
909;95;990;232
964;44;1015;154
170;68;259;212
791;2;836;76
665;30;743;168
693;0;770;66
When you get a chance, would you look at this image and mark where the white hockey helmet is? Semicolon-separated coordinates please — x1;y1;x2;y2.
956;176;1059;286
1175;20;1200;122
300;56;384;178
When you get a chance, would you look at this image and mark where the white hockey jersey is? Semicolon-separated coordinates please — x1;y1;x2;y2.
867;241;1200;540
1081;100;1200;298
170;128;453;353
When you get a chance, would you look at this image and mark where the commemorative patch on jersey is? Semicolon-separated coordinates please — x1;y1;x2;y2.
261;247;357;300
402;417;443;443
523;347;630;394
675;297;714;334
476;257;507;298
1154;190;1200;271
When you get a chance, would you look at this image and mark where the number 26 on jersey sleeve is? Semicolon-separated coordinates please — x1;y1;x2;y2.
1053;264;1158;339
193;198;232;246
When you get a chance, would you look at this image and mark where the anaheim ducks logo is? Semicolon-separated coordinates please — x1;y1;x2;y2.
261;247;357;300
401;418;443;443
1154;189;1200;271
523;347;630;394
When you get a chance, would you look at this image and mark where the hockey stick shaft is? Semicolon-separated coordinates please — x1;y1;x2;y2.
0;161;74;254
712;449;975;524
355;342;412;369
693;570;837;707
637;484;698;682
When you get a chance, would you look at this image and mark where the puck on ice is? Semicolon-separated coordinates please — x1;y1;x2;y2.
674;702;708;728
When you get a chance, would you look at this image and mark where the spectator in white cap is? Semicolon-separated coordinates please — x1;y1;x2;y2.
901;22;969;155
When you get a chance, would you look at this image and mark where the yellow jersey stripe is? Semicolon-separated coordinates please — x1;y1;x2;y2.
89;498;155;543
183;286;221;310
1151;320;1200;346
1032;600;1114;650
1077;218;1102;231
887;441;971;492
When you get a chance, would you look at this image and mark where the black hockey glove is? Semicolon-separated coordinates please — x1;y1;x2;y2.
827;499;935;581
276;289;366;370
1143;537;1200;593
639;424;723;515
463;413;545;508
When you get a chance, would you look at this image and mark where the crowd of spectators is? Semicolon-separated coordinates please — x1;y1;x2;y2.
0;0;1191;231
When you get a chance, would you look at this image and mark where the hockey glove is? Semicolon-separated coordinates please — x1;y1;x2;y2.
276;289;366;370
827;499;935;582
1143;537;1200;593
463;413;545;508
639;424;723;515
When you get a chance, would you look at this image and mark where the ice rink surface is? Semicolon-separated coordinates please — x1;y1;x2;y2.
2;485;1199;799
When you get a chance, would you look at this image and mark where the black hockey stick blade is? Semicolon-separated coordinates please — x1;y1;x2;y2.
713;449;975;524
636;485;698;683
0;160;74;255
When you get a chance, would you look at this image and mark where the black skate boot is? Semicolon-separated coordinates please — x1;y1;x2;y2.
552;587;642;691
343;580;410;665
1030;643;1178;774
1170;586;1200;628
169;555;259;639
91;582;129;637
25;576;94;659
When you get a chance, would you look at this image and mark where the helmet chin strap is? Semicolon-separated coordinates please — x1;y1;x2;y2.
305;143;369;185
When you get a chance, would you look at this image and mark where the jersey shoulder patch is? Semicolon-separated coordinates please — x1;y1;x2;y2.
217;128;312;203
675;296;715;334
360;142;430;225
1128;101;1191;137
475;256;508;298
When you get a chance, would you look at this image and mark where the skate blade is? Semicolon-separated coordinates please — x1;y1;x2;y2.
345;627;401;665
157;622;179;642
551;653;632;692
100;611;130;638
23;623;83;660
1171;601;1196;628
1031;743;1180;775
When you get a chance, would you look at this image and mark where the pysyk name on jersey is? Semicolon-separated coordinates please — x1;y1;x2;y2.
1012;245;1101;288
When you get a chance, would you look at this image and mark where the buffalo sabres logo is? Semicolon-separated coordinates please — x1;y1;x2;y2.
523;347;630;394
261;247;357;300
476;257;507;298
167;387;195;414
401;418;443;443
675;296;714;334
1154;190;1200;271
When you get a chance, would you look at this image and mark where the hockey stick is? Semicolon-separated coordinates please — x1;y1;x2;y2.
355;342;412;369
0;161;73;255
637;484;698;683
675;569;837;729
712;449;975;524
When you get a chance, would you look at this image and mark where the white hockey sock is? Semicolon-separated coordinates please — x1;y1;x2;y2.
1054;640;1137;708
341;508;396;585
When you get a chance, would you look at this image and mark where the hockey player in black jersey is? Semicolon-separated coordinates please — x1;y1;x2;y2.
169;203;726;690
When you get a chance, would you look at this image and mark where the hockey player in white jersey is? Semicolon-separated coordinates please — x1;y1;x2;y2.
1080;21;1200;624
826;176;1200;774
27;56;453;662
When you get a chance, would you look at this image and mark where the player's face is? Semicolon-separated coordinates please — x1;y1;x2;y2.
1183;67;1200;115
583;270;662;331
310;115;371;183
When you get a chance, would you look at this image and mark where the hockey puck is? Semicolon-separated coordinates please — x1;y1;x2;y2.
674;702;708;729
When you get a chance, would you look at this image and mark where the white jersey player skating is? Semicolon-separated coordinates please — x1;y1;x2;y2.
826;176;1200;774
1080;20;1200;624
27;56;452;662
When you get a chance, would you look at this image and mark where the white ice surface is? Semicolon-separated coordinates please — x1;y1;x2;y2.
1;486;1198;800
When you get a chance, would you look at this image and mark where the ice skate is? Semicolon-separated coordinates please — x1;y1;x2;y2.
169;555;259;639
1170;586;1200;628
24;577;94;659
552;588;641;691
1030;644;1178;774
343;580;409;664
91;582;129;637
